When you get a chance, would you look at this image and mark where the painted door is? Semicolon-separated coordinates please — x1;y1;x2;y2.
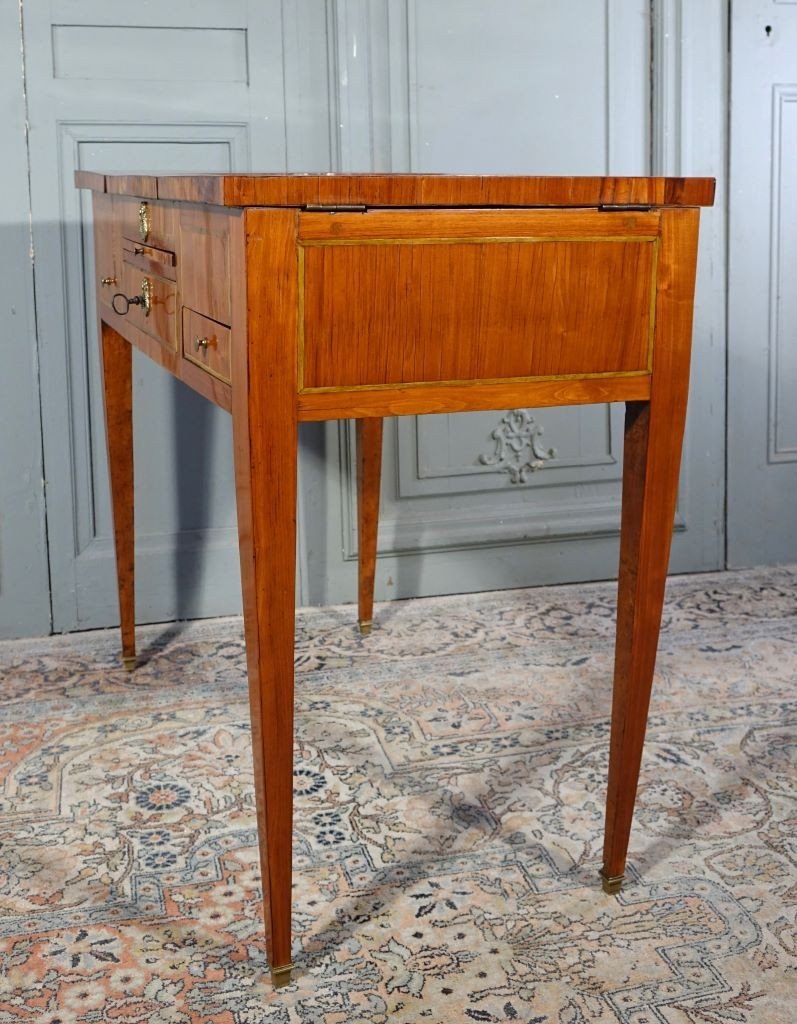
728;0;797;565
23;1;727;633
23;0;333;630
301;1;727;605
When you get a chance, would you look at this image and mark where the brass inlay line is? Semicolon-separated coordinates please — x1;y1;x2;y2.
297;245;306;391
298;235;659;248
647;238;660;373
299;369;651;395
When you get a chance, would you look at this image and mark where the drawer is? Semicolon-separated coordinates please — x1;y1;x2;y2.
120;259;177;351
182;308;231;383
118;196;176;251
121;238;176;280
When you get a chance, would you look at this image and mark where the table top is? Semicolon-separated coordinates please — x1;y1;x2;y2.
75;172;715;209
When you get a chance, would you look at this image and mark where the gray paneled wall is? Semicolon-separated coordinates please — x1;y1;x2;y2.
21;0;334;633
728;0;797;565
0;4;51;639
301;0;727;605
1;0;729;638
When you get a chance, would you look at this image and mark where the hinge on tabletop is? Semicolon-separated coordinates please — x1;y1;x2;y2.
303;204;367;213
599;205;652;212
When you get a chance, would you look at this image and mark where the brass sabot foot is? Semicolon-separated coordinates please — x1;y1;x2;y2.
122;655;137;672
270;963;294;988
599;869;625;895
358;619;373;635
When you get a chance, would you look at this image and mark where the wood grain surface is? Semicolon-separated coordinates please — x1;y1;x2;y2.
76;171;716;209
117;195;177;252
182;308;232;385
356;418;384;631
231;208;299;976
301;235;656;389
178;206;232;325
298;208;661;241
297;374;652;420
93;193;120;301
120;263;177;352
99;321;135;667
104;174;158;199
601;207;701;884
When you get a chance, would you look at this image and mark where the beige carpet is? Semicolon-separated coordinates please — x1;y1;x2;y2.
1;567;795;1022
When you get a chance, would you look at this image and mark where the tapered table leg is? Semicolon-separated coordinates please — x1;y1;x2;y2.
232;208;299;985
99;321;136;671
601;208;700;893
356;417;383;634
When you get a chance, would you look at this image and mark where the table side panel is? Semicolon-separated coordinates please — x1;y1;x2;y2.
299;210;659;392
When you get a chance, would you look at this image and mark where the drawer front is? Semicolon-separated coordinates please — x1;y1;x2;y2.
121;239;177;279
121;260;177;350
118;195;176;252
182;307;231;383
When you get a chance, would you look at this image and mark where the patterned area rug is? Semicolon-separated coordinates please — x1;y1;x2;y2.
1;567;796;1023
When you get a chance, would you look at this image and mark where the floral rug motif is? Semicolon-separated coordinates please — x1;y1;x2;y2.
1;567;796;1023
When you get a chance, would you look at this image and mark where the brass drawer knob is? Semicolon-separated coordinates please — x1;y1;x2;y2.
193;336;211;352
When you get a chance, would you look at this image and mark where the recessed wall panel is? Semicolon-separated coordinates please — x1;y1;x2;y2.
52;25;249;82
409;0;608;173
771;89;797;456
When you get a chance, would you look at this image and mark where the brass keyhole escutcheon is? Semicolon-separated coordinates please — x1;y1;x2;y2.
138;201;150;242
140;277;152;316
111;278;152;317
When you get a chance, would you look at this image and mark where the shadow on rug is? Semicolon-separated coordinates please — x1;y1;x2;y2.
1;567;795;1023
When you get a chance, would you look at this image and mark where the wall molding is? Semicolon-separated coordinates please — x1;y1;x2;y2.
767;85;797;462
650;0;729;559
651;0;683;174
60;121;248;558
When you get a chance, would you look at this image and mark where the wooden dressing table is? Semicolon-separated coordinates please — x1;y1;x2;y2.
75;171;714;986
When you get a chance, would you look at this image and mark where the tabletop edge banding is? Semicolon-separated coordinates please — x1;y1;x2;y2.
74;171;716;209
